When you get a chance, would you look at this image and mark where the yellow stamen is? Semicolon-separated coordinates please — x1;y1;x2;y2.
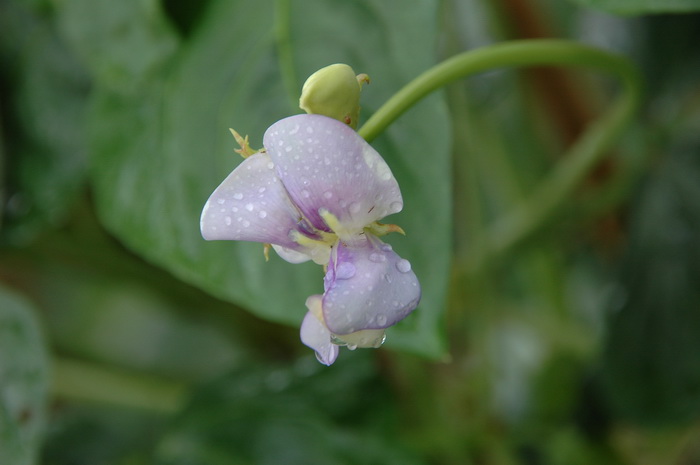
366;221;405;237
263;243;271;261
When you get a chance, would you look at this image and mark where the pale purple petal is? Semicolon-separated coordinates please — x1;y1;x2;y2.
263;114;403;234
322;235;420;335
200;152;305;249
300;296;339;365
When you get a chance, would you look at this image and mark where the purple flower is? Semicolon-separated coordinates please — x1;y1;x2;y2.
201;114;420;365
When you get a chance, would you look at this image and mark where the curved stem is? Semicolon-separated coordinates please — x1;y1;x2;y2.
358;39;642;276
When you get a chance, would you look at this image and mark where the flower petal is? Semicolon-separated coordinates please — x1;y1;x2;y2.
322;235;420;335
300;295;339;365
263;114;403;235
200;152;306;249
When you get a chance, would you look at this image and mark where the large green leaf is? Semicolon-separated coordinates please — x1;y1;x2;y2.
0;0;90;244
0;285;49;465
74;0;450;357
569;0;700;14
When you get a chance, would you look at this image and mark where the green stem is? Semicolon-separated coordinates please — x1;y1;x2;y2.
358;39;642;276
52;357;188;414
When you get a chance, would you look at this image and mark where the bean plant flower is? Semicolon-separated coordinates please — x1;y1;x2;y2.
200;66;420;365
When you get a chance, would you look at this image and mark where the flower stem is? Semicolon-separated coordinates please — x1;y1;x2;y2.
358;39;642;275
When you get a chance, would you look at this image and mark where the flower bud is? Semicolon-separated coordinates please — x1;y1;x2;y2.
299;64;368;129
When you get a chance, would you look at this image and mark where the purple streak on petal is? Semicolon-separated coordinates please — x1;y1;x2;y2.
263;114;403;233
300;296;339;365
200;152;305;249
322;235;421;335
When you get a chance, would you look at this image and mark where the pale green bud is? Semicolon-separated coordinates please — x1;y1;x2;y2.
299;63;369;129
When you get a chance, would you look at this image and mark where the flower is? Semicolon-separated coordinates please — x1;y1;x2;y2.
200;114;420;365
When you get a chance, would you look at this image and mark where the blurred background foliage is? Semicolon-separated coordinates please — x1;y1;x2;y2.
1;0;700;463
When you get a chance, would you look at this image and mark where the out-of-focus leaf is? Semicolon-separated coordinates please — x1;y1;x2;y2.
155;356;424;465
602;142;700;425
569;0;700;14
54;0;179;92
0;1;89;244
0;285;49;465
79;0;450;357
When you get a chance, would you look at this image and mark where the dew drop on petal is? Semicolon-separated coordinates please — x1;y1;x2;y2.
267;161;275;169
335;262;356;280
259;210;267;219
347;344;358;351
381;244;393;252
384;273;393;283
242;220;251;227
225;216;232;226
323;191;333;199
389;201;403;213
396;259;412;273
285;145;293;152
349;202;361;214
258;187;266;193
377;314;387;326
301;190;311;198
233;193;243;200
369;253;386;263
217;198;225;205
245;203;254;211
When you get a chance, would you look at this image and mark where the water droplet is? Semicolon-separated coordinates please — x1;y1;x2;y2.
245;203;254;212
233;193;243;200
377;314;387;326
335;262;356;280
225;216;232;225
349;202;361;213
301;189;310;198
217;198;225;205
285;145;293;152
232;206;238;212
324;157;331;165
323;191;333;199
396;259;412;273
258;187;266;193
381;244;393;252
384;274;393;283
369;253;386;263
267;161;275;169
242;220;250;227
289;124;299;135
258;210;267;219
306;126;314;134
347;344;358;351
389;201;403;212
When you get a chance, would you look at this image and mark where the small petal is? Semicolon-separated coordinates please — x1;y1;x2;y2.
263;114;403;236
322;235;420;335
300;295;339;365
200;152;306;250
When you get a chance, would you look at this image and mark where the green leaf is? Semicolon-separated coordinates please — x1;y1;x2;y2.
0;285;50;465
155;356;425;465
0;0;90;244
568;0;700;15
83;0;450;358
601;144;700;425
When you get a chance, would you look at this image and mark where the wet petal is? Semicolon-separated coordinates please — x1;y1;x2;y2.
200;152;306;250
300;295;339;365
263;114;403;235
322;235;420;335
